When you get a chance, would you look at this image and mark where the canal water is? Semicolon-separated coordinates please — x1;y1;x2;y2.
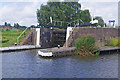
1;49;118;78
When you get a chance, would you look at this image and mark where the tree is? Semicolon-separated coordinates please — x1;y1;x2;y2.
30;25;36;28
4;22;7;26
14;23;20;28
4;22;11;27
93;16;105;27
36;0;91;27
7;23;11;27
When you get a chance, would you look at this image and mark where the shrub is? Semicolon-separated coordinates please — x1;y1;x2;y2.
105;38;111;46
75;36;98;55
2;36;9;43
2;39;9;43
6;29;10;31
105;37;120;47
110;38;118;47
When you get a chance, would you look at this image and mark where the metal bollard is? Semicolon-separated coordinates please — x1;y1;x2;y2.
14;43;17;46
58;45;60;48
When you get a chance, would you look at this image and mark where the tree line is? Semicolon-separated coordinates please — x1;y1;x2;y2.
37;0;105;27
2;22;27;29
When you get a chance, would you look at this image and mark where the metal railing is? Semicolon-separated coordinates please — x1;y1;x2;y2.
17;27;29;45
52;19;84;27
65;23;81;47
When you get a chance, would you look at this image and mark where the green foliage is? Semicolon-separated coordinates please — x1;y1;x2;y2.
75;36;98;55
4;22;11;27
37;1;91;27
6;29;10;31
110;38;118;47
95;52;100;56
5;22;7;26
14;23;20;28
93;16;105;27
2;36;9;43
0;28;2;31
0;29;30;47
105;37;120;47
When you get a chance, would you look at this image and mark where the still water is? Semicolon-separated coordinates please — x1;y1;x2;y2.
1;49;118;78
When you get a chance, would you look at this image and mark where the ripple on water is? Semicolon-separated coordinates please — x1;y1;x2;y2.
2;50;118;78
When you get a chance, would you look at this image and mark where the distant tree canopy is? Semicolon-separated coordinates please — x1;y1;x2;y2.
4;22;11;27
36;0;91;27
14;23;27;29
14;23;20;28
2;22;27;29
93;16;105;27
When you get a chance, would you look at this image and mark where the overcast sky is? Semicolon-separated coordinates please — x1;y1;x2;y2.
0;0;119;27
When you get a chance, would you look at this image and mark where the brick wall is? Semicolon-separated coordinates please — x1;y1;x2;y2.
64;27;119;47
20;29;36;45
20;27;119;48
19;28;66;47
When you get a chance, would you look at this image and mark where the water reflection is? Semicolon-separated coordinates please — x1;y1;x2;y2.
2;49;118;78
0;53;2;79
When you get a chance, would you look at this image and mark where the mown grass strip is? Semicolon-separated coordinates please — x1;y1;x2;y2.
0;28;30;47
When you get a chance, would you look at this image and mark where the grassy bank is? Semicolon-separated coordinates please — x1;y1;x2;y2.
0;28;30;47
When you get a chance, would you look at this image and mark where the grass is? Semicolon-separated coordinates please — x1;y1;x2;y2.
0;28;30;47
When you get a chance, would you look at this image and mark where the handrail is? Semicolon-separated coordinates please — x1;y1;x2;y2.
52;19;84;27
66;23;81;47
17;27;29;44
53;19;84;24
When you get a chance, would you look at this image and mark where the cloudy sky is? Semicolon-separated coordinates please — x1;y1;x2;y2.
0;0;119;27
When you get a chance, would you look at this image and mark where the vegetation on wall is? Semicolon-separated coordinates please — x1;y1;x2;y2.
75;36;98;56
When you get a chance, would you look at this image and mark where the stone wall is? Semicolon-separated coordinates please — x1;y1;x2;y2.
64;27;119;47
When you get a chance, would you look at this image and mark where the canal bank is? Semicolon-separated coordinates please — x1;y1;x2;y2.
0;45;41;52
38;47;120;57
0;45;120;57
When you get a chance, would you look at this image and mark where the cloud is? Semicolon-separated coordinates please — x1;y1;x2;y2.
1;2;41;26
0;0;119;2
81;2;118;25
0;1;119;26
0;0;49;2
79;0;119;2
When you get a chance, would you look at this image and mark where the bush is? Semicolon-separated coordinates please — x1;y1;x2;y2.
75;36;98;55
110;38;118;47
2;39;9;43
2;36;9;43
105;38;111;46
105;37;120;47
6;29;10;31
